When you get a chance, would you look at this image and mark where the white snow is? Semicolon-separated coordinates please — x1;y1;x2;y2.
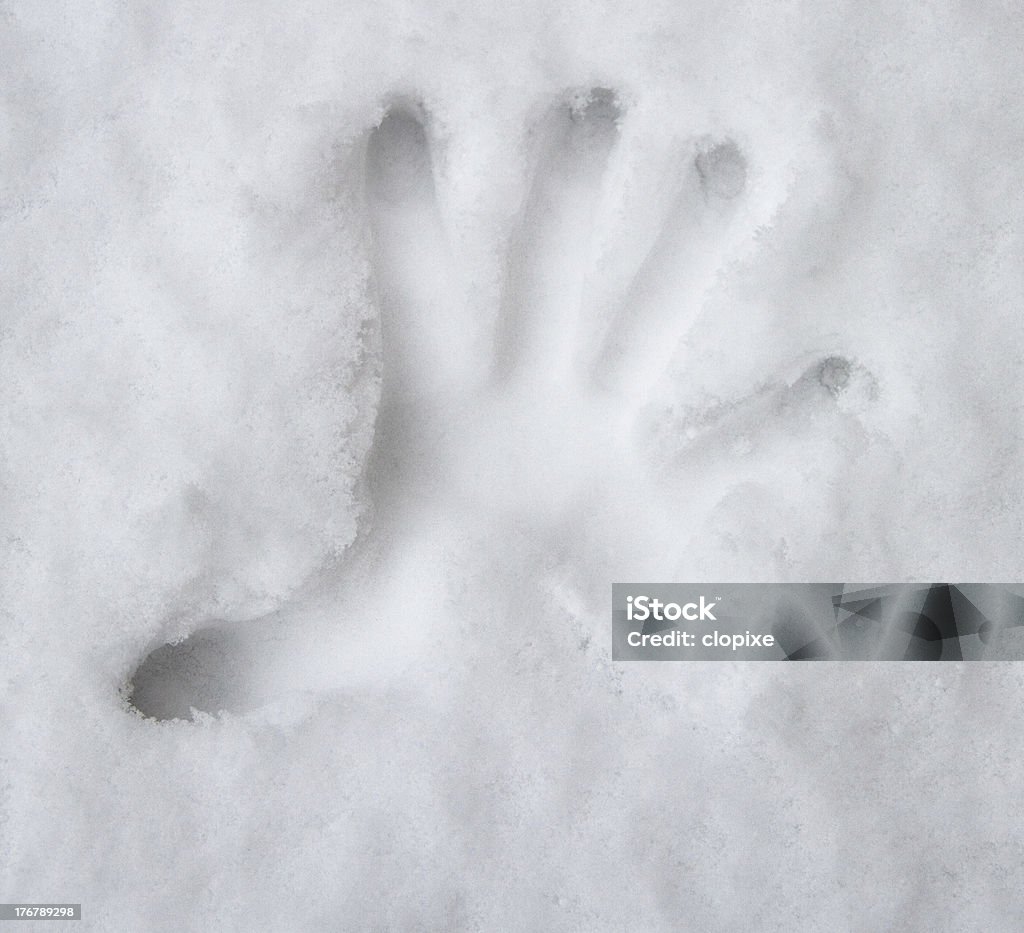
2;0;1024;929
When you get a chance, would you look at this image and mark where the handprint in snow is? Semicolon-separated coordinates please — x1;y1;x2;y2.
127;88;870;720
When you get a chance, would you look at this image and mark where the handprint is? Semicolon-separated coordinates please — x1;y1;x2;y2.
127;87;868;720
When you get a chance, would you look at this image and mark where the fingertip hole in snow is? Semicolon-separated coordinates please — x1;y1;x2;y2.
694;138;747;199
366;99;435;205
817;355;852;394
566;87;622;150
819;354;851;391
568;86;621;123
813;354;879;412
125;627;246;723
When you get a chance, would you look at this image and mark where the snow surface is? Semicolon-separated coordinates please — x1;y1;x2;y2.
2;0;1024;929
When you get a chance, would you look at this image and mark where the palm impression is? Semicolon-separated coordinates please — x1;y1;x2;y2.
128;87;874;720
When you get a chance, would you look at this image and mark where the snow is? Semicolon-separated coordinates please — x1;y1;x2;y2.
2;0;1024;929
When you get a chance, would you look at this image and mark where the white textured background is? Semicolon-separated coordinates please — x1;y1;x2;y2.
2;1;1024;929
